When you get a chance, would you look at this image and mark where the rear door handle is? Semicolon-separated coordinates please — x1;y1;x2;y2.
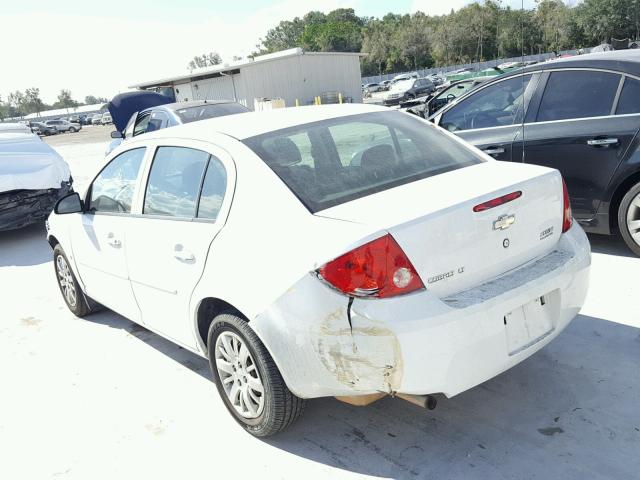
483;147;505;155
173;245;195;263
587;138;618;146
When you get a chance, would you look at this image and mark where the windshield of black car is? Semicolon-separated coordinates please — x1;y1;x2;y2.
176;103;249;123
243;111;483;213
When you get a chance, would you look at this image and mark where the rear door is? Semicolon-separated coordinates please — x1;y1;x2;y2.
124;140;234;348
521;69;640;220
435;74;538;162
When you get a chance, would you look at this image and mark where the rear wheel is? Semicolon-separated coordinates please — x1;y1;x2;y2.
207;313;305;437
618;182;640;256
53;245;92;316
69;126;76;133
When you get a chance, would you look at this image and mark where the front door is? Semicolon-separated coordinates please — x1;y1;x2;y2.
521;70;640;219
71;147;147;322
125;142;232;348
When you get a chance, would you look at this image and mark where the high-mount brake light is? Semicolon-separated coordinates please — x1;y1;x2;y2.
318;234;424;299
473;191;522;212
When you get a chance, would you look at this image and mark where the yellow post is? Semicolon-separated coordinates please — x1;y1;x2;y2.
339;92;343;104
295;98;299;107
318;95;322;105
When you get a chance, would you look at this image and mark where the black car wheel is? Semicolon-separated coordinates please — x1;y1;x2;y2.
618;182;640;256
53;245;92;317
207;313;305;437
69;126;76;133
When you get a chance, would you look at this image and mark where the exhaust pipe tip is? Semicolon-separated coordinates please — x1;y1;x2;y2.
396;393;438;410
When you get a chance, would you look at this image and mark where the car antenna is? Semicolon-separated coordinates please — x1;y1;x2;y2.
520;0;526;163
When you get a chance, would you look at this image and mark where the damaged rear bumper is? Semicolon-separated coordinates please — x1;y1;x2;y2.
251;224;590;399
0;181;72;232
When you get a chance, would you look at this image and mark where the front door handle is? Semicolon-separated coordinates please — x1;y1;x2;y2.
106;232;121;248
587;138;618;146
483;147;505;155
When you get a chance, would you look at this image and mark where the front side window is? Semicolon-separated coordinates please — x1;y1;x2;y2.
133;113;151;137
616;77;640;115
243;111;482;212
143;146;209;218
536;70;620;121
440;75;532;131
89;148;145;213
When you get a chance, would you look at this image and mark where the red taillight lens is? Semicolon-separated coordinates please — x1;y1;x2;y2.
318;234;425;299
562;178;573;233
473;191;522;212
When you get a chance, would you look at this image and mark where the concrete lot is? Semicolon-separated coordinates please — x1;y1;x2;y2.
1;130;639;479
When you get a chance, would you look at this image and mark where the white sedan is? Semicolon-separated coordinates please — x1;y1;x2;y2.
47;104;590;436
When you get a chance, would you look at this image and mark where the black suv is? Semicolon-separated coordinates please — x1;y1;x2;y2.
430;50;640;255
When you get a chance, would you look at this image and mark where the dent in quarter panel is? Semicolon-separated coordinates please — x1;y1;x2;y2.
250;274;404;398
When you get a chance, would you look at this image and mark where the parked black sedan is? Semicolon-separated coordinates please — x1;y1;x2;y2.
430;50;640;255
30;122;57;136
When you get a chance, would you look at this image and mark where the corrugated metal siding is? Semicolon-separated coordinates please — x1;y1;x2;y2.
174;53;362;110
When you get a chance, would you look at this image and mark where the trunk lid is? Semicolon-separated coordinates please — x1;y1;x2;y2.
315;161;564;297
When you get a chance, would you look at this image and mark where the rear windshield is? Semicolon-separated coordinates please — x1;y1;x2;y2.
243;111;483;212
176;103;249;123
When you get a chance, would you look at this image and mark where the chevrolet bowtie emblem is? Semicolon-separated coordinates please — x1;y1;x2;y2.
493;214;516;231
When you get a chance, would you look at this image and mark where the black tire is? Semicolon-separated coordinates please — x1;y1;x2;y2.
207;313;305;437
53;244;92;317
407;93;415;100
618;182;640;256
69;126;76;133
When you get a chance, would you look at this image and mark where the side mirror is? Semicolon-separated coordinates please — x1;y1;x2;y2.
54;192;84;214
110;130;123;139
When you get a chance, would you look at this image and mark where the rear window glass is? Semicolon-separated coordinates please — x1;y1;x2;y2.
243;111;483;213
536;71;620;121
176;103;249;123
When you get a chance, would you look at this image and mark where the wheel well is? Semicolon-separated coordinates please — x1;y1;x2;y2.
196;298;247;353
609;171;640;232
47;235;60;249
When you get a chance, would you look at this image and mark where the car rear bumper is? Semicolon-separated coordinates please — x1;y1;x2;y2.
251;223;591;399
0;182;72;231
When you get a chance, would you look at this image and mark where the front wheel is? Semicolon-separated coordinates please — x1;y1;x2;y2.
69;127;76;133
53;245;92;316
207;314;305;437
618;182;640;256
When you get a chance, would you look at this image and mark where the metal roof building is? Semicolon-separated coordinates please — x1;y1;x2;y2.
22;103;108;121
129;48;363;109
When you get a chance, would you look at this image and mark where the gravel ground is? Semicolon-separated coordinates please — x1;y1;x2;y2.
1;132;639;480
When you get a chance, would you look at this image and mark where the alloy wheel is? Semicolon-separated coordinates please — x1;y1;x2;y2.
626;193;640;246
215;331;265;419
56;255;77;308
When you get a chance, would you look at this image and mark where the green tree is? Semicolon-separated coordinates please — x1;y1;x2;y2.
85;95;109;104
53;89;79;109
187;52;222;71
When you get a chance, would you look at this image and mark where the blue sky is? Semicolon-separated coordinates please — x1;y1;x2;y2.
4;0;542;103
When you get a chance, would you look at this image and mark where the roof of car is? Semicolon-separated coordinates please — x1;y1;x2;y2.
519;49;640;76
158;100;240;112
137;103;389;141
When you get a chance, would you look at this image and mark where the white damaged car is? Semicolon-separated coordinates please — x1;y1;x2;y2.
0;123;72;231
46;104;590;436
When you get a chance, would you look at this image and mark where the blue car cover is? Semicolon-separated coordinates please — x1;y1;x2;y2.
108;91;173;133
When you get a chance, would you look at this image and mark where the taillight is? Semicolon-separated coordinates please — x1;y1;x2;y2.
562;178;573;233
318;234;424;299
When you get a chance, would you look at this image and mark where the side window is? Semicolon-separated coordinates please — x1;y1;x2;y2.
329;122;393;166
537;71;620;121
133;113;151;137
143;146;209;218
89;148;145;213
440;75;532;131
197;157;227;220
616;77;640;115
